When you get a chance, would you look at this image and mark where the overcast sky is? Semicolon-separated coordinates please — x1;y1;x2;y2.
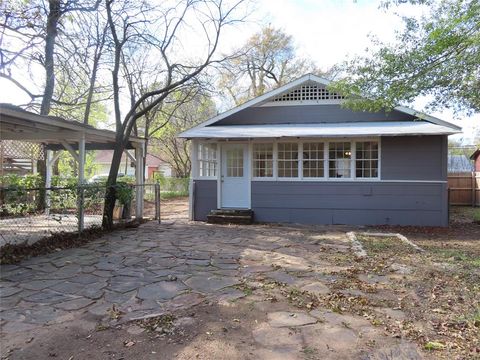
1;0;478;143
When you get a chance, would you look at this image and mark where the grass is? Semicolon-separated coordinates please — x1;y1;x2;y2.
160;191;188;199
356;235;412;255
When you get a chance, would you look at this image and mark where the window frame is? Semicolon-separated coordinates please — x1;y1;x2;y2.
252;143;275;180
197;142;218;179
250;137;381;182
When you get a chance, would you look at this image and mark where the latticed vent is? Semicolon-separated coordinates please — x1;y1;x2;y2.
272;85;344;102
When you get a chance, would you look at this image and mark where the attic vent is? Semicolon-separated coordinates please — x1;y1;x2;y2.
272;85;344;102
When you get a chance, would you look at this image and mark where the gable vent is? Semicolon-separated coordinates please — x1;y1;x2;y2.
272;84;344;102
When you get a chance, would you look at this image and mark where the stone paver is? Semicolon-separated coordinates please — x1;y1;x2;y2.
0;214;424;359
267;311;318;327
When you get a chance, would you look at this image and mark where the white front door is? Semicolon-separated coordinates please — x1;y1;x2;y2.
221;143;250;208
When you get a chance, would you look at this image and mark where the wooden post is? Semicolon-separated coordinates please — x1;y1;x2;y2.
78;134;86;232
135;144;145;220
155;182;161;224
472;172;475;207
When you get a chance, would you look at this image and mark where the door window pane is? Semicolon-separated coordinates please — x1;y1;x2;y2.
226;148;243;177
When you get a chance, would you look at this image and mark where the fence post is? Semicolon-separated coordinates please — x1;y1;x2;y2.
155;183;161;224
472;172;476;208
78;185;84;233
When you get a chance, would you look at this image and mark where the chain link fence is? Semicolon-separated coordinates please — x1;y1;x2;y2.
0;183;160;247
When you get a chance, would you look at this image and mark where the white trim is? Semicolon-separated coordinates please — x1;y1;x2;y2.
217;144;221;209
178;74;461;136
249;179;447;184
257;100;344;107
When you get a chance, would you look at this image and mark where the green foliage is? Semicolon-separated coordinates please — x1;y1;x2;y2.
153;173;189;197
330;0;480;114
115;181;133;205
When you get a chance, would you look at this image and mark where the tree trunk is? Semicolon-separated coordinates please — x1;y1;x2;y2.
102;137;126;229
40;0;61;116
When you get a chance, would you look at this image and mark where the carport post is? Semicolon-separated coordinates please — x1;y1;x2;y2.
135;143;145;220
45;149;52;215
78;134;86;232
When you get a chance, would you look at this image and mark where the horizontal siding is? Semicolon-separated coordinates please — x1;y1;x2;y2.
382;135;447;181
193;180;217;221
252;181;448;226
215;105;414;126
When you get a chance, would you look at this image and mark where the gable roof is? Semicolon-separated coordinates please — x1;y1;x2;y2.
179;74;461;138
448;155;474;173
471;149;480;160
94;150;166;167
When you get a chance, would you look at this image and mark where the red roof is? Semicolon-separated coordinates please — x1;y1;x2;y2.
94;150;166;167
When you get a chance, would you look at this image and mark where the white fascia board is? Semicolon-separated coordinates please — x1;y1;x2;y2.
179;121;460;139
178;74;322;136
177;73;461;136
393;105;462;131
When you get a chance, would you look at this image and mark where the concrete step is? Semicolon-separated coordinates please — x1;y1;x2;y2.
207;209;254;225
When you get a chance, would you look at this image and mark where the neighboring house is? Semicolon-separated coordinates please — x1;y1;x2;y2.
179;74;461;226
93;150;173;179
470;149;480;173
447;155;474;173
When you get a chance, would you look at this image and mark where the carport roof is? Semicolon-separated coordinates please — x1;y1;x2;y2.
0;104;144;150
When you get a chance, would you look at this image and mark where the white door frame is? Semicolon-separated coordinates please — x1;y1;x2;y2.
218;142;251;209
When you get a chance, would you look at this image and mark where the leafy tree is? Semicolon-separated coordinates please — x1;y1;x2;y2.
329;0;480;114
219;26;326;105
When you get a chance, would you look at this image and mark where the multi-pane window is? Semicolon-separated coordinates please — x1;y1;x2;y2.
329;142;352;178
277;143;298;177
198;143;217;177
303;142;325;178
253;143;273;177
226;147;244;177
356;141;379;178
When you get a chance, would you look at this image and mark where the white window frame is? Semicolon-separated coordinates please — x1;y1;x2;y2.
196;142;218;179
276;141;300;181
354;140;381;180
249;137;381;182
252;143;275;180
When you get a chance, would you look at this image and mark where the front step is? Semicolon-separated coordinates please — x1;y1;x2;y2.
207;209;254;225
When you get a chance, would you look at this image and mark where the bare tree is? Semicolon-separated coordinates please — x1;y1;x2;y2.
102;0;246;228
0;0;101;115
149;87;216;178
218;25;328;106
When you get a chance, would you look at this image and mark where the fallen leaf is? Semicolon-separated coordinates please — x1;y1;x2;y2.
124;340;136;348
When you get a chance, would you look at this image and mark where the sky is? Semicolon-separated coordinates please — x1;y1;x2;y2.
0;0;478;143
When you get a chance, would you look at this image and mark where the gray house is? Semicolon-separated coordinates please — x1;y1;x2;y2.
179;74;461;226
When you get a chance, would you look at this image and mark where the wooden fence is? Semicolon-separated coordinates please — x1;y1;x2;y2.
448;172;480;206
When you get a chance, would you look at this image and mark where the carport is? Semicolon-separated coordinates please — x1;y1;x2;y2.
0;104;146;230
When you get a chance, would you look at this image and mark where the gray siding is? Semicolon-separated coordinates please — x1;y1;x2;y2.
251;182;448;226
382;136;448;181
191;136;449;226
215;105;415;126
193;180;217;221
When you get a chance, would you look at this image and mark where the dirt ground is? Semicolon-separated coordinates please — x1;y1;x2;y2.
1;199;479;360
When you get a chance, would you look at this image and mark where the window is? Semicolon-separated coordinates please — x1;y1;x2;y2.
226;147;243;177
303;142;325;178
253;143;273;177
329;142;351;178
198;143;217;177
356;141;379;178
278;143;298;177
